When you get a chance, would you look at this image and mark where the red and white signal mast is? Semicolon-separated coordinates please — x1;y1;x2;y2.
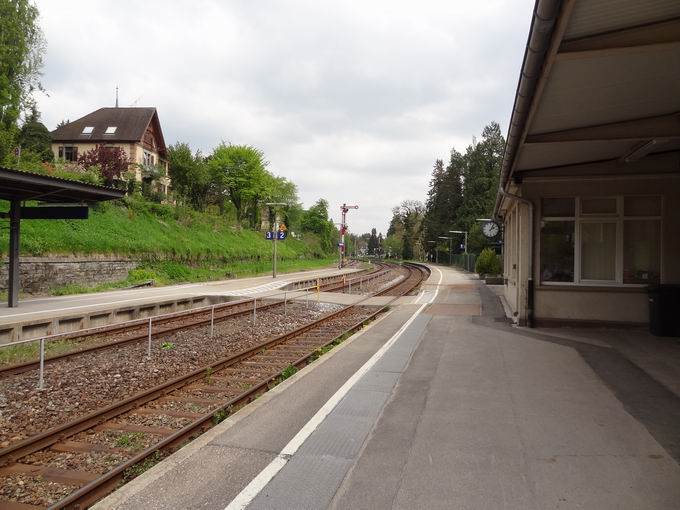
339;203;359;268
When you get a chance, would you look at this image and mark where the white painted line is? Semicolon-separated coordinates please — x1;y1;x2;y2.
225;265;443;510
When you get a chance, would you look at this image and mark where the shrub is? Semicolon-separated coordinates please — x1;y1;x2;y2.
475;247;502;275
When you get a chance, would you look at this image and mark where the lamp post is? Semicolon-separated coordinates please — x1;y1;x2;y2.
266;202;286;278
438;236;453;265
427;240;438;264
450;230;469;271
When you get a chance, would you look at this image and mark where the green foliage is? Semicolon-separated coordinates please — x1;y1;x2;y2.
116;432;146;450
301;199;337;253
475;247;502;275
160;342;175;350
209;143;271;226
213;408;230;425
18;106;52;161
279;365;298;381
0;0;45;162
423;122;504;258
167;142;213;211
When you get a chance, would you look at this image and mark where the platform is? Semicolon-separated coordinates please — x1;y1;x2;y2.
95;265;680;510
0;265;362;342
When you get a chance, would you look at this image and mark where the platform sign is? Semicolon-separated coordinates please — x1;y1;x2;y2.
266;231;286;240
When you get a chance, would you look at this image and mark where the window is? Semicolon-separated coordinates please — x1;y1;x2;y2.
143;151;155;167
81;126;94;135
58;145;78;162
104;126;117;134
540;196;661;286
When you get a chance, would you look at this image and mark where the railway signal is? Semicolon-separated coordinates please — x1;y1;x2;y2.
339;203;358;268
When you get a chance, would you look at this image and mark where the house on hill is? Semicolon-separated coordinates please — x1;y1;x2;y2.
50;107;171;195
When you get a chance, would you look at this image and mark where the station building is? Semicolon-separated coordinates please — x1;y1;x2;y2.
51;107;171;195
496;0;680;327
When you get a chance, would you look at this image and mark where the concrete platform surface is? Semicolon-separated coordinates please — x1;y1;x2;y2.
95;265;680;510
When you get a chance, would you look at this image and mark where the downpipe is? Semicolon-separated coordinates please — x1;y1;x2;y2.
496;185;534;328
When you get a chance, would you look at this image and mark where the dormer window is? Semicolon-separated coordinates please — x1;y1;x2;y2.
105;126;117;134
81;126;94;135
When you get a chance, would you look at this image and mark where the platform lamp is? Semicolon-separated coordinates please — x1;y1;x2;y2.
450;230;469;271
426;240;438;264
438;236;453;265
266;202;287;277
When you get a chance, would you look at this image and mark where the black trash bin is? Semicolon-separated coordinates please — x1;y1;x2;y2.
648;284;680;337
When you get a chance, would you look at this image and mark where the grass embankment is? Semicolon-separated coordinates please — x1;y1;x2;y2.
0;197;336;296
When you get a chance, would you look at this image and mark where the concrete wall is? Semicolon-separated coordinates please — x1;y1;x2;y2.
0;256;137;295
500;153;680;326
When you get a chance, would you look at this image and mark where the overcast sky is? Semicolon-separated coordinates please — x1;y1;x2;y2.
34;0;534;234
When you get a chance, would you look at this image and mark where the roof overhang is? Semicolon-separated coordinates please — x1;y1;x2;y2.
0;167;126;203
495;0;680;215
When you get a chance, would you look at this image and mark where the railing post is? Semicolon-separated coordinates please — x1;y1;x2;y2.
147;317;152;358
38;338;45;390
349;279;352;293
284;292;288;316
306;288;309;309
253;298;257;325
210;305;215;338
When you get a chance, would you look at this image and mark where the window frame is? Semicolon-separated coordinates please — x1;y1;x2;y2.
539;196;662;288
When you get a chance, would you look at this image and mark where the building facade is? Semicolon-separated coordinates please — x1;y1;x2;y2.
51;107;171;195
496;0;680;327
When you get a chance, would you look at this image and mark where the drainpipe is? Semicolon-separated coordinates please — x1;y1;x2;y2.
496;185;534;328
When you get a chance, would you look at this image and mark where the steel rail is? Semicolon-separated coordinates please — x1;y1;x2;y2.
0;262;427;510
0;265;389;377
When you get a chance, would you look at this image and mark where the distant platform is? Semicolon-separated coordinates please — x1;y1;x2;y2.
0;266;362;343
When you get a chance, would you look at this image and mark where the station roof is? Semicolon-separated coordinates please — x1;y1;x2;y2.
0;166;126;203
496;0;680;213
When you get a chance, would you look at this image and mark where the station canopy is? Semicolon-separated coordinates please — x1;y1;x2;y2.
497;0;680;213
1;166;125;308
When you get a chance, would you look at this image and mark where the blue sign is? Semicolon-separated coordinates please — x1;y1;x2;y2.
265;231;286;240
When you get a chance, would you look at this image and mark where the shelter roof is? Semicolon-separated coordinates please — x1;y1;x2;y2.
496;0;680;213
0;167;126;203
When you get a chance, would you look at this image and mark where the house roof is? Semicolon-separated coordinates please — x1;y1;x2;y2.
0;166;125;203
51;107;166;149
495;0;680;214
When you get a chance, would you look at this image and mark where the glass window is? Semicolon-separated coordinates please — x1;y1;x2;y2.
581;197;616;215
624;196;661;217
624;220;660;284
540;221;574;282
105;126;117;134
580;222;616;281
542;198;575;217
81;126;94;135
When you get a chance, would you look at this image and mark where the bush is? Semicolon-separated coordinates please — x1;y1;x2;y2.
475;247;502;275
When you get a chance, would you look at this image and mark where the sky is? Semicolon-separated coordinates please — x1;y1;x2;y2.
33;0;534;234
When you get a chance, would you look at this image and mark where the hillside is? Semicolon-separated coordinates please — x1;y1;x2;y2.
0;197;336;293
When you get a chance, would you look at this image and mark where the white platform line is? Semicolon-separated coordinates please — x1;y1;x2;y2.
225;265;443;510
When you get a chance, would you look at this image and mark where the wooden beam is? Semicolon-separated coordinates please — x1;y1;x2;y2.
559;17;680;54
525;113;680;144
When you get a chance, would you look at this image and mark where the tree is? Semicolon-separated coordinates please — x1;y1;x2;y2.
167;142;212;211
78;145;129;186
367;228;379;255
301;198;335;252
209;143;270;226
18;106;52;161
0;0;45;162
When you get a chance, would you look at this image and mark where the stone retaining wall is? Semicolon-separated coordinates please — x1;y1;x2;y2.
0;256;138;294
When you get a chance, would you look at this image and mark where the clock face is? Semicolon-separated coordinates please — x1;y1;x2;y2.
482;221;500;238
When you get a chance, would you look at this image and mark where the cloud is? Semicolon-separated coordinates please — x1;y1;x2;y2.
35;0;534;233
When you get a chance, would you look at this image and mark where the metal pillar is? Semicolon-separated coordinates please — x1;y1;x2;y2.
8;200;20;307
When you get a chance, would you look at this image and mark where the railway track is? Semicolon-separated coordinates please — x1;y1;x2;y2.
0;264;392;378
0;262;428;509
